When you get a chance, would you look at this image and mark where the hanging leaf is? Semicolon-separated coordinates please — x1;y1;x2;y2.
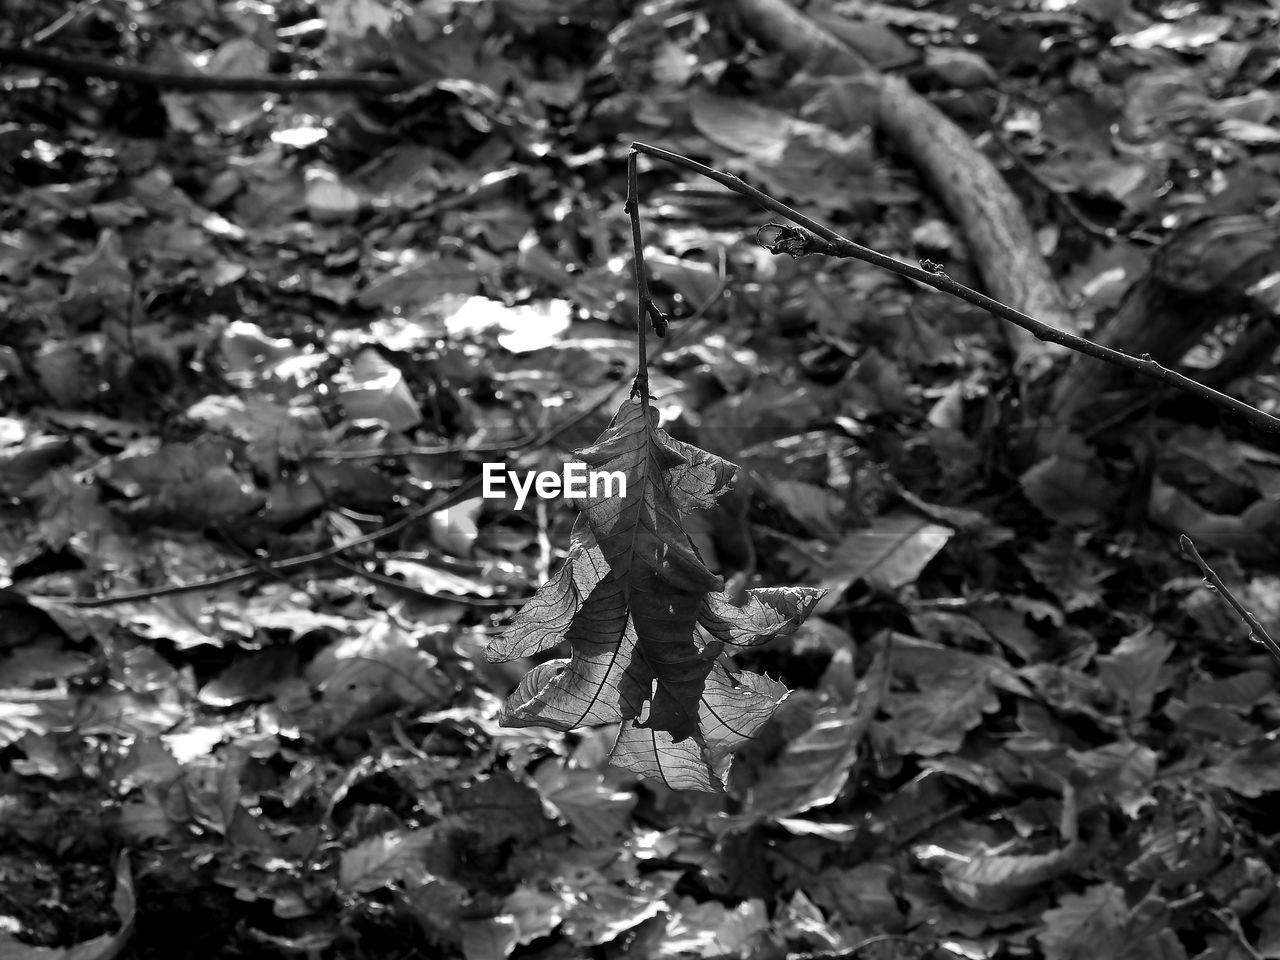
487;397;825;791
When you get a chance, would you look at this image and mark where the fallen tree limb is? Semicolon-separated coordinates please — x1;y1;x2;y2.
0;44;410;93
732;0;1076;375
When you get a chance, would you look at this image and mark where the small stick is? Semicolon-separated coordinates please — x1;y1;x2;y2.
1180;534;1280;665
0;44;408;93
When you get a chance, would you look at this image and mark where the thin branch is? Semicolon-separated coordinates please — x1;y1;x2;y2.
27;390;605;607
631;141;1280;438
329;557;528;607
30;0;102;45
0;44;409;93
28;476;484;608
1180;534;1280;665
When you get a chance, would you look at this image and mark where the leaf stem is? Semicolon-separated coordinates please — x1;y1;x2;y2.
625;149;668;408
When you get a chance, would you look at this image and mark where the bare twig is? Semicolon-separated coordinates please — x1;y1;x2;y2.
329;557;528;607
28;389;604;607
1180;534;1280;665
631;141;1280;438
0;44;408;93
28;476;485;608
30;0;102;45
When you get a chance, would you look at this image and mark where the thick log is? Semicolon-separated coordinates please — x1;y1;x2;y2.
733;0;1077;375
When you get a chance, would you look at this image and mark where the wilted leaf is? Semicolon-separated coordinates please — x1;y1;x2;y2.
1203;741;1280;797
1020;530;1114;612
401;878;472;945
488;397;825;791
462;885;573;959
1021;437;1114;527
774;889;850;954
339;829;436;893
645;253;723;307
503;886;572;946
326;0;396;38
184;396;325;473
561;873;678;946
0;851;137;960
772;819;859;841
1;638;95;687
1185;669;1274;710
931;841;1084;913
0;434;76;499
745;650;887;818
689;90;795;162
1072;741;1157;817
384;557;495;598
662;896;770;956
819;510;953;606
356;255;479;311
444;296;573;354
218;320;305;385
924;47;998;88
460;916;519;960
97;438;265;527
1113;16;1231;50
114;736;182;790
811;14;915;68
307;619;450;729
335;347;422;431
811;862;900;927
530;758;636;845
1149;479;1277;560
305;166;363;223
1095;629;1173;721
64;228;131;314
1038;883;1130;960
33;342;84;407
198;646;303;707
1129;798;1226;884
769;478;845;538
882;635;1029;756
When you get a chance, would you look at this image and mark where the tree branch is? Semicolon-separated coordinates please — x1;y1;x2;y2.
0;44;409;93
632;141;1280;438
